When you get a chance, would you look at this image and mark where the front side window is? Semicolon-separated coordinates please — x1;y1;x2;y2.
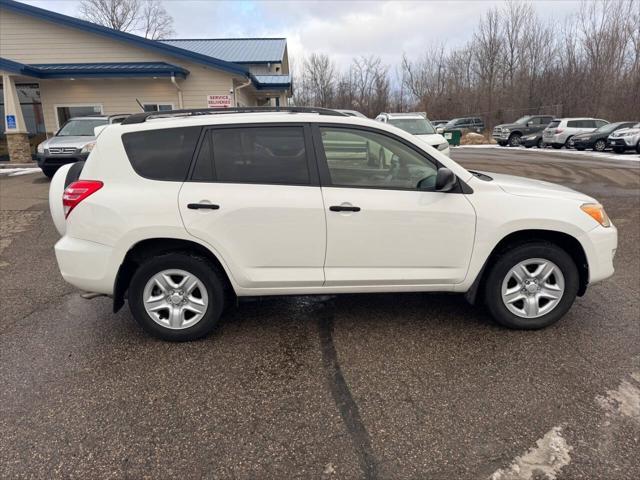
192;126;310;185
319;127;438;190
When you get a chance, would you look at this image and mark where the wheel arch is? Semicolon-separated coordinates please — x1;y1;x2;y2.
113;237;236;313
464;229;589;305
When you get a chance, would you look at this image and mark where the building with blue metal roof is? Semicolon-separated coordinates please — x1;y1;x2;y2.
0;0;292;163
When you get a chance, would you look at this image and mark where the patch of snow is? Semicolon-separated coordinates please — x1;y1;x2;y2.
456;145;640;162
596;376;640;423
0;167;42;177
490;426;572;480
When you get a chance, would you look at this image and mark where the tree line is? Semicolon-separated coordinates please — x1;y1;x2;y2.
292;0;640;127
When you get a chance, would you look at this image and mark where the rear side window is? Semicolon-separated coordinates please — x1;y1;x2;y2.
192;126;310;185
122;127;201;181
567;120;580;128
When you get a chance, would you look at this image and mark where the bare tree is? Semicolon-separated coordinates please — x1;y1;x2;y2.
80;0;174;39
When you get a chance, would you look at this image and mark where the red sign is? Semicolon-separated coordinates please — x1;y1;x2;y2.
207;95;232;108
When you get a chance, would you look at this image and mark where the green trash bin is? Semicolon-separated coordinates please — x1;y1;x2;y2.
443;129;462;146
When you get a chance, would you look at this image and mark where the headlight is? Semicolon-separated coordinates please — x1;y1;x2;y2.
437;142;449;151
581;203;611;227
37;143;45;154
502;128;510;133
623;131;639;137
80;142;96;154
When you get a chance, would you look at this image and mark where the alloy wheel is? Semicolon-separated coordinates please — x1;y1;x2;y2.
595;140;606;152
501;258;565;319
142;269;209;329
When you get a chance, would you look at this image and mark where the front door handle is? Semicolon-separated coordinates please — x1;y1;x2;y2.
329;205;361;212
187;203;220;210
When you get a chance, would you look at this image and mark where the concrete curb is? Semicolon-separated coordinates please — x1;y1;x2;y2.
0;163;39;169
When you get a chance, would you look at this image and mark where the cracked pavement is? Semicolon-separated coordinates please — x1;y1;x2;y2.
0;148;638;479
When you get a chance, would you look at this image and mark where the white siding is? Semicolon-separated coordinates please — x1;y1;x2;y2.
0;7;260;132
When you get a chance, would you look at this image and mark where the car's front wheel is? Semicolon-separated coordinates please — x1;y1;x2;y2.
484;242;579;329
128;252;225;341
594;139;606;152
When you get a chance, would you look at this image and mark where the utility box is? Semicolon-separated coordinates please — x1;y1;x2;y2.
444;130;462;146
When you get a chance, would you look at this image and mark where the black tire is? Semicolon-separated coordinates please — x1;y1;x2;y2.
508;133;522;147
484;242;579;330
524;144;532;149
537;138;544;149
552;143;562;149
128;252;226;341
593;139;606;152
636;142;640;154
41;166;58;178
564;136;574;149
576;147;585;151
613;146;625;154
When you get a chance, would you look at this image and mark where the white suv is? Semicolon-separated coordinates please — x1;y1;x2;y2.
542;117;609;149
50;107;617;341
375;112;450;157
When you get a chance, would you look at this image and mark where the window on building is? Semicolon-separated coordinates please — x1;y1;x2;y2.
143;103;174;112
56;105;103;128
0;83;45;160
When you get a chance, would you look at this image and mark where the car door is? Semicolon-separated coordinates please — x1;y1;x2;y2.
313;125;476;287
179;124;326;289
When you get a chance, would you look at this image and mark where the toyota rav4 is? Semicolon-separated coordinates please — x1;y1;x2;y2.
49;107;617;341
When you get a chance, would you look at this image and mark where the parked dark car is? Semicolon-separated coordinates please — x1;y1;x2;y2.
569;121;638;152
520;131;545;149
492;115;554;147
443;117;484;134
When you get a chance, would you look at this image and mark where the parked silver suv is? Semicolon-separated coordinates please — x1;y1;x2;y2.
37;114;129;178
542;117;608;149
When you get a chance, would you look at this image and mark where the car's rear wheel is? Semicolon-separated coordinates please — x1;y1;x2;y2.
484;242;579;329
128;252;225;341
564;137;574;148
594;139;606;152
41;166;58;178
508;133;522;147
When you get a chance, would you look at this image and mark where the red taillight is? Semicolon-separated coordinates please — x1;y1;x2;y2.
62;180;103;218
555;128;564;134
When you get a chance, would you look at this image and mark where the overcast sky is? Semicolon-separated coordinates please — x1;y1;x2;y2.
24;0;584;68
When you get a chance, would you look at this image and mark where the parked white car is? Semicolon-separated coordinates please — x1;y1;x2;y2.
607;122;640;154
542;117;609;149
375;112;450;157
50;107;617;341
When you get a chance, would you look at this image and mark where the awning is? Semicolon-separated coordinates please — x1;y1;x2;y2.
0;58;189;79
251;74;292;90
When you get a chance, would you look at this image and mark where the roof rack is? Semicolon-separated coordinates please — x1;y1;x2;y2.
121;106;347;124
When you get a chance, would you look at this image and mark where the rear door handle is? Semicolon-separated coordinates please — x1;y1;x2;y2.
187;203;220;210
329;205;361;212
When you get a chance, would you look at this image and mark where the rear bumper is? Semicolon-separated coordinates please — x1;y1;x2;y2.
55;236;117;295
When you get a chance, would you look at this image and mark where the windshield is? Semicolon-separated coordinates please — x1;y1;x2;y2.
57;119;107;136
514;116;533;125
594;123;622;134
388;118;435;135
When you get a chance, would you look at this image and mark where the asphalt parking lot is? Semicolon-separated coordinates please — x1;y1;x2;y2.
1;147;638;479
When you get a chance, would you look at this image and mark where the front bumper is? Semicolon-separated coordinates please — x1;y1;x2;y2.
570;139;593;149
55;236;118;295
37;152;88;168
492;132;510;141
580;224;618;285
607;137;637;149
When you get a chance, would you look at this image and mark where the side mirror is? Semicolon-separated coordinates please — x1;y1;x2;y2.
436;127;444;134
435;167;457;192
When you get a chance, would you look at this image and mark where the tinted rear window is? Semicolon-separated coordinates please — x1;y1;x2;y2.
548;120;560;128
191;126;310;185
122;127;201;181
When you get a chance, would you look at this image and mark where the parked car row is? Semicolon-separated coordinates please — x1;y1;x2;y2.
493;116;640;154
